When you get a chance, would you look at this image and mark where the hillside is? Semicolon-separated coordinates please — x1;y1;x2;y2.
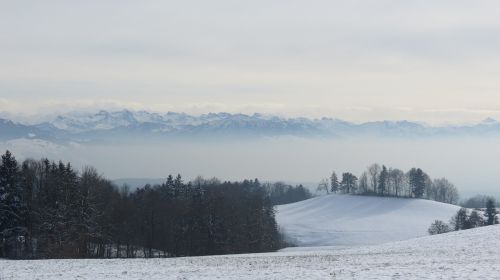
276;194;461;247
2;224;499;279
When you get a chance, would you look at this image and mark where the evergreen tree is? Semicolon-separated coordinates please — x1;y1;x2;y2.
340;172;357;194
485;198;498;225
409;168;425;198
0;150;27;258
468;210;484;228
173;174;183;198
330;171;339;193
451;208;469;230
378;165;388;196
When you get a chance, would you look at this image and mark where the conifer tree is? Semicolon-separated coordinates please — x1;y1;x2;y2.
330;171;339;193
451;208;469;230
0;150;27;258
468;210;484;228
378;165;388;196
409;168;426;198
485;198;498;225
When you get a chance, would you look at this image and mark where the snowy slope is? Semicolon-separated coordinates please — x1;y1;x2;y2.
2;225;500;279
276;194;461;247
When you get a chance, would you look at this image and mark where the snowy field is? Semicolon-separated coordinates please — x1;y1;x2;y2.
276;194;461;247
0;196;487;279
1;225;500;279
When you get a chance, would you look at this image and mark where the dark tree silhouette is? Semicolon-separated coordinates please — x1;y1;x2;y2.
485;198;498;226
0;151;284;259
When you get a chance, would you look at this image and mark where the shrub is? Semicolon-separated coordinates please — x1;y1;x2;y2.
428;220;451;235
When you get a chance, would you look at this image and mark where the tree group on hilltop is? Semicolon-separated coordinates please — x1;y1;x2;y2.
265;182;312;205
0;150;283;259
461;195;499;208
319;163;460;204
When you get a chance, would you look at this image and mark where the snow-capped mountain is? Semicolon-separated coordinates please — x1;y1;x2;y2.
41;109;430;137
34;110;328;139
50;110;142;132
2;110;500;143
0;118;54;141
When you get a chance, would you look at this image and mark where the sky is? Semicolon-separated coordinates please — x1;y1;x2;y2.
2;1;500;196
1;0;500;124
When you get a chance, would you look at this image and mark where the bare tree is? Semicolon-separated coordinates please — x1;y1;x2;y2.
317;178;330;195
358;172;369;194
388;168;405;197
432;178;459;204
367;164;381;194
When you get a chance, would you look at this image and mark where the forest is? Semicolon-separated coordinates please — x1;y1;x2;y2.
1;149;465;260
0;151;305;259
319;163;460;204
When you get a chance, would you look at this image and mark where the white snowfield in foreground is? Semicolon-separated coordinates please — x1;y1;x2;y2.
1;225;500;279
276;194;461;247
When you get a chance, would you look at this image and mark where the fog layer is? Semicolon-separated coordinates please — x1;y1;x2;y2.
1;136;499;197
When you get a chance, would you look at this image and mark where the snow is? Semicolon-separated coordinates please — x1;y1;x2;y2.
6;110;500;140
276;194;461;247
2;225;500;279
2;195;491;279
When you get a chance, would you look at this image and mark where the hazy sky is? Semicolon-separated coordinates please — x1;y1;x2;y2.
2;1;500;124
3;136;500;197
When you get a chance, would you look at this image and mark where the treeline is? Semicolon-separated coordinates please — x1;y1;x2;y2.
0;151;282;259
318;163;460;204
461;195;499;208
264;182;312;205
428;198;499;235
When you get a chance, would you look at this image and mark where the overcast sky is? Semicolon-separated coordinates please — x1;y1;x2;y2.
2;0;500;124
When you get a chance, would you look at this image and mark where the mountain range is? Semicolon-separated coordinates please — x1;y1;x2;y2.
1;110;500;143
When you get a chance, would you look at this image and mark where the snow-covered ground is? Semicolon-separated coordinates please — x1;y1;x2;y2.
2;225;500;279
276;194;461;247
1;196;488;279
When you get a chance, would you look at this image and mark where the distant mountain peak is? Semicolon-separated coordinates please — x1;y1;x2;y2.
0;118;14;125
481;117;497;125
3;110;500;142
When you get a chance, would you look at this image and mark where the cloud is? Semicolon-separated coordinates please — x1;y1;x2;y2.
4;96;500;126
1;0;500;124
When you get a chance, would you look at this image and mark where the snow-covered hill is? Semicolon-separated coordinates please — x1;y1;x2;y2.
276;194;461;247
2;225;500;279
